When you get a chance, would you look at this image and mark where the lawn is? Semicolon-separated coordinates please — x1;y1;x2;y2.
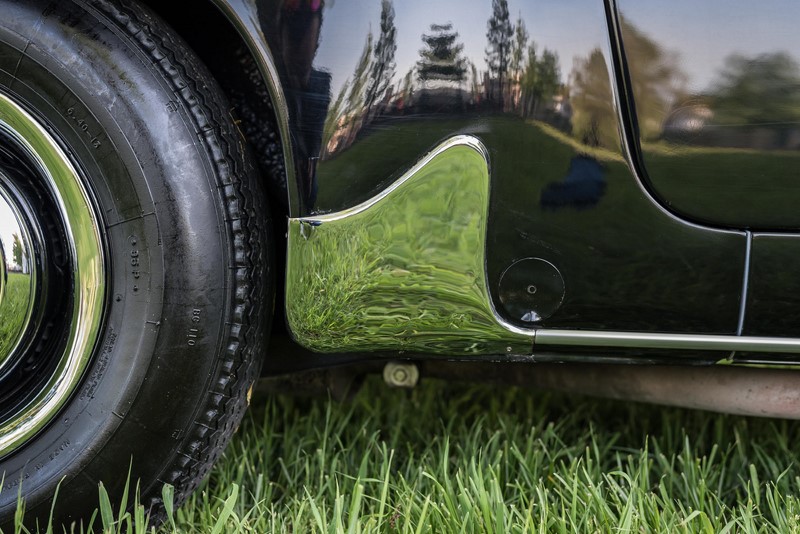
15;376;800;533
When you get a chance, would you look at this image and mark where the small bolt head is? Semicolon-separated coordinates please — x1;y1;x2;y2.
392;367;409;383
383;362;419;388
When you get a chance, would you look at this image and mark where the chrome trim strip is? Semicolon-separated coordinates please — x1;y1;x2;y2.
285;135;533;355
736;230;752;336
535;329;800;354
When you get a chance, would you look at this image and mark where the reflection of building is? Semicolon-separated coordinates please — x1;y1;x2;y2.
1;234;28;274
552;95;572;121
411;87;469;112
663;104;713;135
663;102;800;150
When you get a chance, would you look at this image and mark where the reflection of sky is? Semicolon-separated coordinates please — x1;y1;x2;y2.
315;0;608;95
619;0;800;92
316;1;800;97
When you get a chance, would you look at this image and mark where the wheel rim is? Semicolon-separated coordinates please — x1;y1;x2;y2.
0;92;105;457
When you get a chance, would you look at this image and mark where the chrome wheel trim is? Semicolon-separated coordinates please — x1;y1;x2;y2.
0;92;105;457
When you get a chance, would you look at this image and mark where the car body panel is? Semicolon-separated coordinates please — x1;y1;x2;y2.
209;0;800;357
744;234;800;338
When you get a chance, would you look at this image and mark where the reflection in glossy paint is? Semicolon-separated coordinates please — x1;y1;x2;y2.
617;0;800;228
540;155;606;210
261;0;746;337
275;0;329;210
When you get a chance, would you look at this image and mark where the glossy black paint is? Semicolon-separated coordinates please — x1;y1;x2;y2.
743;234;800;338
616;0;800;229
211;0;750;336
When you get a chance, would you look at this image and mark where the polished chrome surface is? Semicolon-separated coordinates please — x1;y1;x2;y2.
535;329;800;354
0;183;37;370
0;93;105;456
615;0;800;228
736;231;752;336
286;135;533;355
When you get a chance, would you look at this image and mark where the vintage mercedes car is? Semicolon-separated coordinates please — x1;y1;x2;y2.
1;0;800;525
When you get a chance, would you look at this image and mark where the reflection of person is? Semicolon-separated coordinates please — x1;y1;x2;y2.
278;0;331;212
540;155;606;210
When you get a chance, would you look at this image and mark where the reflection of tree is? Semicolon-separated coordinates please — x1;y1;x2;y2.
322;33;373;155
521;43;560;117
399;68;415;104
712;52;800;127
485;0;513;106
619;17;684;140
509;14;528;83
399;68;415;105
11;234;21;268
364;0;397;117
347;33;374;113
570;48;617;148
470;62;481;103
417;23;467;84
322;80;349;153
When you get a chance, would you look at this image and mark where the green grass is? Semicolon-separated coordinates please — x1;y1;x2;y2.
14;376;800;533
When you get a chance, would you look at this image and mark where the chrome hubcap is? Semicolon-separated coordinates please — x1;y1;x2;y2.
0;182;38;371
0;92;105;457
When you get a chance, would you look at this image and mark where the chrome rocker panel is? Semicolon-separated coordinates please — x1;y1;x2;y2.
286;136;533;355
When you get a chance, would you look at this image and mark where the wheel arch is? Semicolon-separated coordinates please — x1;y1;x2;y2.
140;0;295;352
141;0;293;220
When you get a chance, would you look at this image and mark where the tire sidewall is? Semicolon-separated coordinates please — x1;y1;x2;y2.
0;0;236;519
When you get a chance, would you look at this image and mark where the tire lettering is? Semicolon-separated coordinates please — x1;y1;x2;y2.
128;238;141;292
66;107;102;149
187;309;202;346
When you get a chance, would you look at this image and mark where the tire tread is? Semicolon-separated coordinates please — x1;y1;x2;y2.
83;0;272;517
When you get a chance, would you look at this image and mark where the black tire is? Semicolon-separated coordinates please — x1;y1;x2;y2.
0;0;271;526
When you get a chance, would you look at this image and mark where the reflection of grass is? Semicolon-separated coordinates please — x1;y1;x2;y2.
642;142;800;225
533;120;624;163
483;117;742;331
0;273;30;355
318;119;483;213
301;115;743;335
288;143;530;354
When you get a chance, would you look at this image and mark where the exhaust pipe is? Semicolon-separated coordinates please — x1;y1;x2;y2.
421;362;800;419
